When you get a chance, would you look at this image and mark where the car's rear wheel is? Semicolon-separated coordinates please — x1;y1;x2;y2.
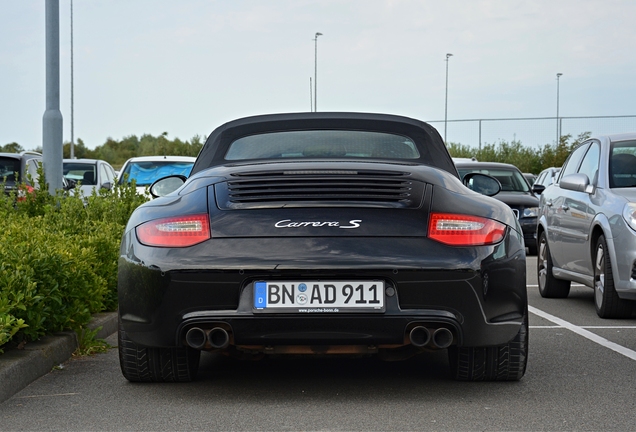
118;318;200;382
537;231;570;298
449;313;528;381
594;235;633;319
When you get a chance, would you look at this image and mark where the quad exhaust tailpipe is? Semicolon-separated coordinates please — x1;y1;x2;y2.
432;328;453;349
409;326;454;349
185;327;230;350
185;327;207;350
409;326;431;347
208;327;230;349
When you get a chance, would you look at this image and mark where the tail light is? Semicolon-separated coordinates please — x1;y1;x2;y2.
428;213;505;246
136;214;210;247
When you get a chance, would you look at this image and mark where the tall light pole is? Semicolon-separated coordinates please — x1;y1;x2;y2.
70;0;74;158
444;53;453;143
43;0;63;194
556;73;563;144
313;32;322;112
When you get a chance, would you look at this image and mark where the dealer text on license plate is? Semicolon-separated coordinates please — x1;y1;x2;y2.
253;281;385;313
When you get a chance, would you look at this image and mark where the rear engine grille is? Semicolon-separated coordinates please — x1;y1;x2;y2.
215;169;425;209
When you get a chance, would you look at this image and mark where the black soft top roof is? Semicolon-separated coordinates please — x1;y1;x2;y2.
191;112;457;176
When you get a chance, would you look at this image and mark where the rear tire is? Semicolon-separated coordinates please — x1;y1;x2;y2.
449;313;528;381
118;318;200;382
594;235;633;319
537;231;570;298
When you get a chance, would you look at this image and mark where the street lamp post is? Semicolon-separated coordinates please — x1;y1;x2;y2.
444;53;453;143
556;73;563;144
314;32;322;112
70;0;74;159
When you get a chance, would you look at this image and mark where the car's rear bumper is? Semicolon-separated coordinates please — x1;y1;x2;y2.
519;217;538;248
118;232;527;349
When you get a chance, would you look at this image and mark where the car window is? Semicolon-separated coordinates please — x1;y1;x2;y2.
100;164;110;185
535;171;546;186
577;141;600;184
102;164;115;184
106;165;116;183
121;161;194;186
609;139;636;188
64;162;97;185
458;168;529;192
25;159;40;185
225;130;420;161
0;157;21;182
558;143;590;182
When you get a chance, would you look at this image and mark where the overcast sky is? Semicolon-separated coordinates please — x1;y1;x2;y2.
2;0;635;150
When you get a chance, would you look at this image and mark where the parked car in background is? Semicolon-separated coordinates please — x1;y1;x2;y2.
523;172;537;186
63;158;117;196
117;112;528;383
537;133;636;318
117;155;196;195
532;167;561;195
0;151;42;196
455;160;540;255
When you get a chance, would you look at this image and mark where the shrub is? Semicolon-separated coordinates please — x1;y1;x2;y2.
0;173;147;352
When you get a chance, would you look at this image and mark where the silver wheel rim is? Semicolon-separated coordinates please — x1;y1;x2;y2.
538;237;548;291
594;243;605;309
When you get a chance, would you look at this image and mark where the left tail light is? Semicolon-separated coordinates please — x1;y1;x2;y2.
136;214;210;247
428;213;506;246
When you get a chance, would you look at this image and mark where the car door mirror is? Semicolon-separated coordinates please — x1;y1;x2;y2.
560;173;594;193
462;173;502;197
532;184;546;195
150;175;187;198
101;182;112;190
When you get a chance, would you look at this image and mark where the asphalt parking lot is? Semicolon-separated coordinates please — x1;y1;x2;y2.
1;256;636;431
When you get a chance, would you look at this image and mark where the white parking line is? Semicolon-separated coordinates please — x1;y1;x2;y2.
531;326;636;329
528;306;636;361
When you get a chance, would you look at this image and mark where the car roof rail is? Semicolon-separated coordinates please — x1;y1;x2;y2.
19;151;42;157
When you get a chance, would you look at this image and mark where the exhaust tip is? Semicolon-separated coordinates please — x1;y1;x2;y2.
409;326;431;347
185;327;207;350
208;327;230;349
432;328;453;349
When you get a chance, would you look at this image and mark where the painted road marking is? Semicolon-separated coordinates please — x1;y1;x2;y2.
529;305;636;361
531;326;636;329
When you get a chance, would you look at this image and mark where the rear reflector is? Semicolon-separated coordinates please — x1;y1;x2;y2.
428;213;505;246
136;214;210;247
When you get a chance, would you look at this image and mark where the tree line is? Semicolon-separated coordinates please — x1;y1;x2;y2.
446;132;590;173
1;133;204;170
2;131;589;173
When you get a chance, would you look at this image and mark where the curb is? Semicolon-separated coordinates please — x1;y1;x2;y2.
0;312;118;404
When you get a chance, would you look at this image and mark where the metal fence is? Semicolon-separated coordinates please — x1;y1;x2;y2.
427;115;636;149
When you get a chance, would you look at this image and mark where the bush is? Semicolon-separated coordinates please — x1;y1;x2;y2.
0;173;147;352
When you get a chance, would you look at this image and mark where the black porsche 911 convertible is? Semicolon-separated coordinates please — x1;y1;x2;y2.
117;112;528;382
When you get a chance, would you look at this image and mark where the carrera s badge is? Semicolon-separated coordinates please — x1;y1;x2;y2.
275;219;362;229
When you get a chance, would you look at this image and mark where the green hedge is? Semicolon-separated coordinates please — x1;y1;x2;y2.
0;177;147;352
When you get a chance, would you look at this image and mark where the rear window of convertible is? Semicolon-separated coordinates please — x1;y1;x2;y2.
224;130;421;160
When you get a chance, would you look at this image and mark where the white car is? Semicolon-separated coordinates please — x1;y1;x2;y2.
118;156;196;195
63;158;117;196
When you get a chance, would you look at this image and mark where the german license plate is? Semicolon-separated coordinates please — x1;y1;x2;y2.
253;281;385;313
